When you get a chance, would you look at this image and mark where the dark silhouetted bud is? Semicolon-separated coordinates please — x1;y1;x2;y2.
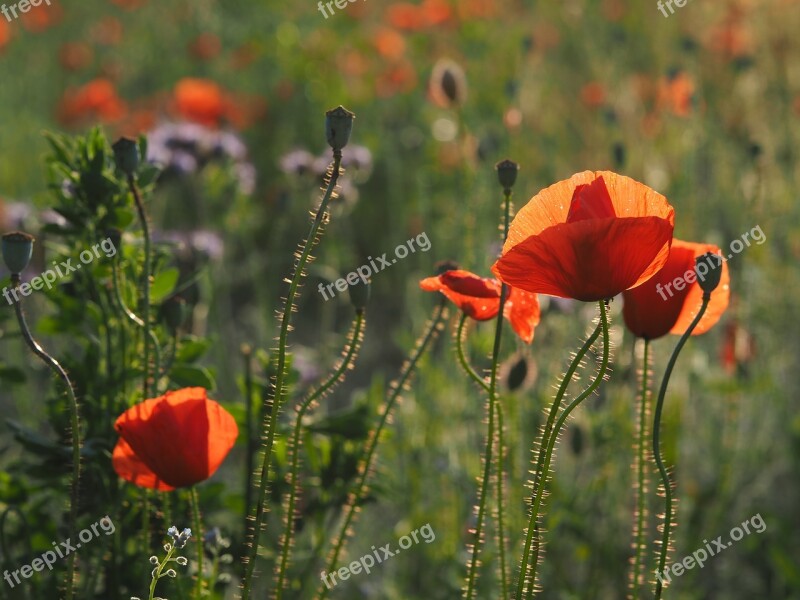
349;278;370;313
112;137;139;176
570;425;585;456
325;106;355;151
2;231;34;274
435;260;460;275
496;159;519;191
429;59;467;108
695;252;724;294
161;296;188;333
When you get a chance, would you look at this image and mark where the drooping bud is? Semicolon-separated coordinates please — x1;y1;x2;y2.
112;137;140;176
160;296;188;334
325;106;355;151
2;231;34;275
495;159;519;192
695;252;724;295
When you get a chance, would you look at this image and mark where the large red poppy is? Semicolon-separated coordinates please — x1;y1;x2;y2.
491;171;675;302
622;240;730;340
419;269;540;343
112;387;238;491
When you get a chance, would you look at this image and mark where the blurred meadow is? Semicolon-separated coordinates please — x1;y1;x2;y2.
0;0;798;598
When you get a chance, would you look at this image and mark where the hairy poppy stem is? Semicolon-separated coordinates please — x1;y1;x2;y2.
455;314;489;393
242;151;342;599
190;487;204;598
465;186;513;600
629;338;652;599
242;344;255;547
127;174;155;398
112;259;161;395
11;274;81;600
317;300;448;600
517;300;610;600
652;294;709;600
275;310;366;599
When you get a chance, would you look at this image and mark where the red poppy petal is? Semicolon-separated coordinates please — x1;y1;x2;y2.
440;270;501;298
566;177;616;223
112;437;175;491
502;171;674;255
493;216;674;301
503;288;540;344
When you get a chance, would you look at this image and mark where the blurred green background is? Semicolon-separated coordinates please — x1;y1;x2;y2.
0;0;798;598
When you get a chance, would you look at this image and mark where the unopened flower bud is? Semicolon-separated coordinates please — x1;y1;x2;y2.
435;260;460;275
161;296;187;334
2;231;34;275
325;106;355;151
495;159;519;191
695;252;723;294
349;278;370;313
112;137;140;176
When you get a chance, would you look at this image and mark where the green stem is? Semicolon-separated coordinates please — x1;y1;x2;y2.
275;311;365;598
12;275;81;600
466;266;510;597
242;152;342;599
455;314;489;393
128;174;153;399
652;294;710;600
318;300;447;600
242;345;255;546
520;300;610;600
190;487;204;598
112;246;161;397
629;339;651;598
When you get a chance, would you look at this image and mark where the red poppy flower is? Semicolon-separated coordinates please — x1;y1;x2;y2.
58;78;127;125
622;240;730;340
420;269;540;343
112;387;238;491
491;171;675;302
173;78;226;126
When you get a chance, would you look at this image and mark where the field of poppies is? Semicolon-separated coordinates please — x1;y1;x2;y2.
0;1;798;599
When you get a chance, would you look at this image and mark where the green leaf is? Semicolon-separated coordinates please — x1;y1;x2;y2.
150;267;180;304
174;337;213;364
169;365;215;389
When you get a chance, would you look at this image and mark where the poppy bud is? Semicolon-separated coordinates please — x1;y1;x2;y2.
695;252;724;294
349;278;370;313
161;296;188;333
325;106;355;151
2;231;34;275
429;59;467;108
435;260;459;275
112;137;140;176
495;159;519;191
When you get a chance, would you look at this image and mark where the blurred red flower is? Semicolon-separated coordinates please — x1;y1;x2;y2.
112;387;238;491
580;82;606;108
492;171;675;302
20;0;62;32
189;33;222;61
386;0;452;30
58;78;127;125
173;78;226;126
622;240;730;340
59;42;93;72
420;269;541;343
0;19;10;50
657;72;695;117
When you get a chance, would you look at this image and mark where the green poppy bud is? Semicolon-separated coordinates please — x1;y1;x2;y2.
325;106;355;151
2;231;34;275
349;279;370;313
495;159;519;191
695;252;723;294
112;137;140;176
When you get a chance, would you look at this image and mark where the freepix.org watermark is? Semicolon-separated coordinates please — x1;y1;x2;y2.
1;0;51;23
3;515;115;588
320;522;435;589
318;232;431;301
655;513;766;586
656;225;765;301
2;237;117;305
657;0;691;18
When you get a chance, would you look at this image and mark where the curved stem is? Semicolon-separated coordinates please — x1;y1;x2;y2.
521;300;610;600
317;300;447;600
456;314;489;393
190;487;204;599
652;294;710;600
242;152;342;599
515;312;604;599
128;174;153;398
629;339;651;599
275;311;365;598
12;275;80;600
112;260;161;397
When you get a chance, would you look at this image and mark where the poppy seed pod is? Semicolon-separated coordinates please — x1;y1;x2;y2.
429;59;467;108
325;106;355;151
496;159;519;191
112;137;140;176
2;231;34;275
695;252;724;294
